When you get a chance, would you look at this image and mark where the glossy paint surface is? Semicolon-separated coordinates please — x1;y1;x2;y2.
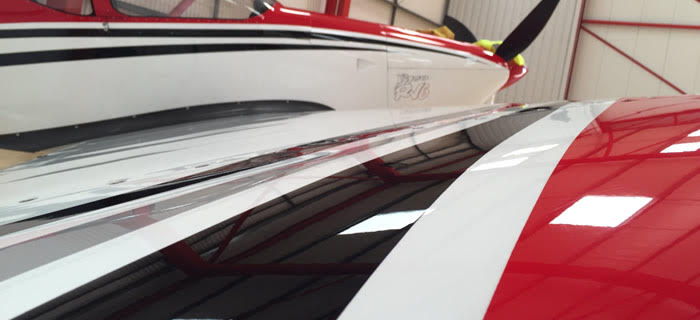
0;104;533;319
0;1;512;135
0;0;530;96
340;100;613;320
0;105;507;224
0;0;505;67
22;127;484;320
486;95;700;319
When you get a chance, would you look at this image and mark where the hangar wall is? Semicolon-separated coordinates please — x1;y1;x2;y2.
346;0;439;30
282;0;325;12
567;0;700;101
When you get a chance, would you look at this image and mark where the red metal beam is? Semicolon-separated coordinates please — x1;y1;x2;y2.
363;158;402;183
208;209;254;263
338;0;351;17
564;0;587;100
324;0;337;15
325;0;351;17
160;241;209;276
580;26;686;95
169;0;196;17
583;19;700;31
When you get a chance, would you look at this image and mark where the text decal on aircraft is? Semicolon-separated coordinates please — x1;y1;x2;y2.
394;73;431;101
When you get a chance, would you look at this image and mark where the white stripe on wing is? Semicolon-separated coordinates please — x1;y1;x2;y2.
340;100;615;320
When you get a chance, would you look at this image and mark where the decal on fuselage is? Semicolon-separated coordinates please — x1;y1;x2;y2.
394;73;430;101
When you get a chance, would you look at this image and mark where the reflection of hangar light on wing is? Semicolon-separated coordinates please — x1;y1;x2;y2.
340;210;424;235
661;142;700;154
502;144;558;157
469;157;528;172
551;195;652;228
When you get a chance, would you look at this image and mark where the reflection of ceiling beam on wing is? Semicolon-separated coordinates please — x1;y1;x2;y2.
208;208;254;263
48;128;486;320
496;156;700;313
151;143;478;318
224;146;477;265
519;124;699;242
492;111;700;312
554;124;699;175
503;261;700;308
600;109;700;131
559;151;700;164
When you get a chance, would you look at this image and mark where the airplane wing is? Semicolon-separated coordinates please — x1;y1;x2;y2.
3;95;700;319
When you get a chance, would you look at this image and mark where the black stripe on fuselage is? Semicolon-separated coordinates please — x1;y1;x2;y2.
0;27;469;61
0;28;311;39
309;32;468;58
0;43;385;67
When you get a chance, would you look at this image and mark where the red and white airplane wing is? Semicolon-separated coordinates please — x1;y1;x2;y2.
2;0;700;319
2;96;700;319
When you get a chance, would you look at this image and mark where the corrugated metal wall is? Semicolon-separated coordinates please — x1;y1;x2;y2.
348;0;440;30
282;0;325;12
448;0;582;103
568;0;700;100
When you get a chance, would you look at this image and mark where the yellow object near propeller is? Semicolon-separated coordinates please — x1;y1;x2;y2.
416;26;525;67
473;39;526;67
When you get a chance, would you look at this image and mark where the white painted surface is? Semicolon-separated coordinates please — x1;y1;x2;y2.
387;45;509;108
2;48;385;134
0;23;509;134
568;0;700;100
340;100;614;320
0;104;510;235
447;0;583;103
0;104;517;320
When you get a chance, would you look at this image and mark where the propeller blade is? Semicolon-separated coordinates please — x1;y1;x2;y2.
443;15;477;43
495;0;560;61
